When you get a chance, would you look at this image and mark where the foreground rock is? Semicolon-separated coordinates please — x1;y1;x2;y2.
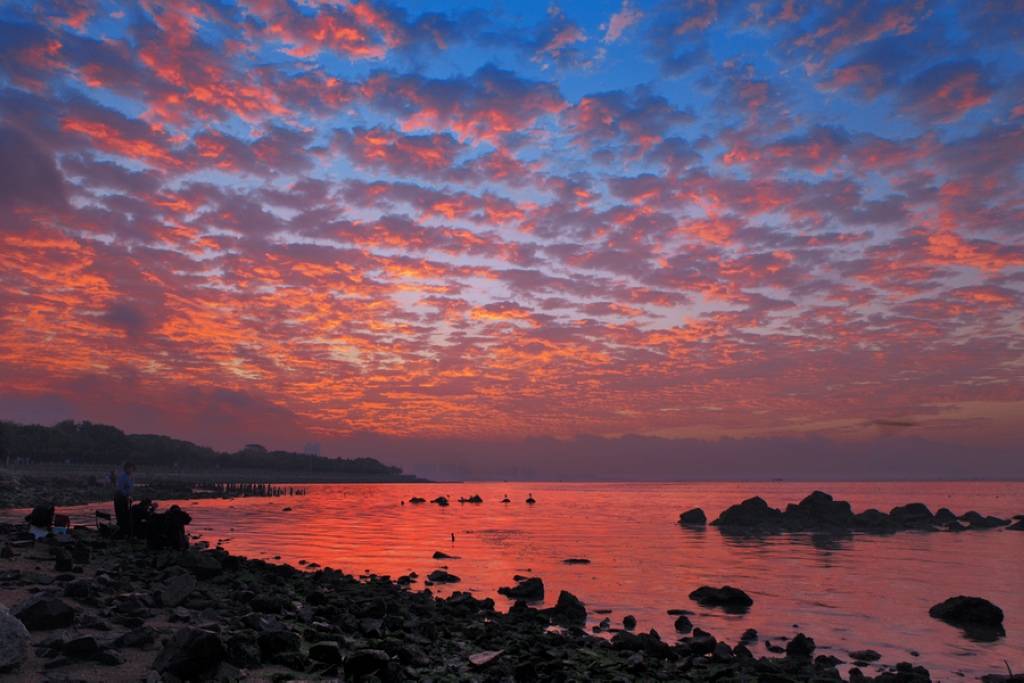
707;491;1021;535
930;596;1006;641
0;605;30;670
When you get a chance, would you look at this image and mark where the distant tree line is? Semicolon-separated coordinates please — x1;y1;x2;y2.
0;419;403;477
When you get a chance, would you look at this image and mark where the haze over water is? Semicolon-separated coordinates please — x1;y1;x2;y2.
31;480;1021;681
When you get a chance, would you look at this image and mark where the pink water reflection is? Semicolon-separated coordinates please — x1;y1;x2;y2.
17;481;1024;680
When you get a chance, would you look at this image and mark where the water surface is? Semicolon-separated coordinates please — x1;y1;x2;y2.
13;481;1023;681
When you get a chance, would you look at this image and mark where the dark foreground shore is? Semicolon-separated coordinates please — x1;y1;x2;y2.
0;523;956;683
2;478;1021;682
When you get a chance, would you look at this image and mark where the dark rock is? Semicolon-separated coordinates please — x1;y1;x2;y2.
786;633;815;658
930;596;1004;626
545;590;587;627
271;651;311;671
673;614;693;633
11;592;76;630
63;579;94;600
426;570;460;583
498;576;544;600
960;511;1010;529
688;585;753;613
934;508;958;525
740;628;758;642
786;491;856;529
623;614;636;630
432;551;457;559
0;607;31;670
712;496;783;528
408;497;426;503
711;642;734;662
160;573;197;608
611;630;644;651
177;550;224;579
889;502;934;527
54;549;74;572
61;635;99;659
0;545;13;560
678;508;707;526
309;641;343;665
250;594;291;614
684;628;717;656
345;649;391;679
258;629;301;660
850;649;882;662
854;508;896;532
563;558;590;564
121;625;158;649
153;627;224;680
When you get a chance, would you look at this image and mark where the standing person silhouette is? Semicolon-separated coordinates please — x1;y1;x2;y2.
114;461;136;538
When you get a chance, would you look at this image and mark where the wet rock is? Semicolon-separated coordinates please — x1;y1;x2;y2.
711;641;734;662
11;592;76;630
934;508;958;525
960;511;1011;529
623;614;636;630
498;576;544;600
712;496;783;528
929;594;1004;641
0;605;31;670
688;585;753;613
674;614;693;633
850;649;882;662
432;551;457;559
545;590;587;627
889;503;934;528
786;491;856;529
408;497;426;503
684;628;717;656
427;570;460;583
153;627;225;680
786;633;815;658
678;508;707;526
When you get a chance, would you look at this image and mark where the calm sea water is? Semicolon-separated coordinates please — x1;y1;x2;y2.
9;481;1023;681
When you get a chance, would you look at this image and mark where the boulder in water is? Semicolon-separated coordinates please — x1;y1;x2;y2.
688;585;753;613
678;508;707;526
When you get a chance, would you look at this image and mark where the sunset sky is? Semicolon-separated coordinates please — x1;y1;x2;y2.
1;0;1022;468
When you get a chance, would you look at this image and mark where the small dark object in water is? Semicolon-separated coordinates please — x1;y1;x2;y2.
563;558;590;564
689;585;753;613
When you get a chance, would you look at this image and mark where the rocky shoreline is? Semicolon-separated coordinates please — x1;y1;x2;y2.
0;523;963;683
0;484;1021;681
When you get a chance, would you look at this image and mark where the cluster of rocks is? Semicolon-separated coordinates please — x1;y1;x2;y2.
678;491;1024;535
0;523;958;682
